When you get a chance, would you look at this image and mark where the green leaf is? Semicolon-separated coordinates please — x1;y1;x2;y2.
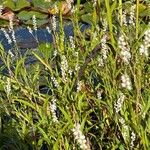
81;13;94;25
14;98;36;110
17;11;47;21
59;107;73;126
37;126;50;144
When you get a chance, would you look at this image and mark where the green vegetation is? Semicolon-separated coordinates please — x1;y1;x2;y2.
0;0;150;149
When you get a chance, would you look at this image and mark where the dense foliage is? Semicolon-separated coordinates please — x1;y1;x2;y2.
0;0;150;149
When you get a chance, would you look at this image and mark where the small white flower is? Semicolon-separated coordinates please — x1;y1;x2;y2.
101;35;108;60
98;34;109;67
46;26;51;34
130;131;136;149
120;49;131;64
98;57;104;67
32;15;37;31
52;15;57;31
129;5;136;26
75;63;80;71
8;16;14;32
61;55;68;82
69;36;75;49
5;77;11;95
77;81;83;92
11;30;16;44
97;90;103;100
102;19;108;32
119;117;129;142
121;74;132;90
72;123;89;150
114;92;125;113
1;28;12;44
27;26;33;34
53;49;57;57
74;51;78;57
93;0;97;7
122;11;127;26
8;50;14;58
71;6;77;14
118;35;131;64
68;69;73;77
119;117;125;124
139;28;150;57
51;76;59;88
49;97;58;122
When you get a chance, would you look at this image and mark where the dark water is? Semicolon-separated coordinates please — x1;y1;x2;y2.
0;23;90;74
0;23;90;50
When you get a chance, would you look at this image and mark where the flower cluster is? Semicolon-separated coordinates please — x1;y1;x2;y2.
121;73;132;90
102;19;108;32
68;69;73;77
130;131;136;149
1;28;12;44
32;15;37;31
8;50;14;58
139;27;150;57
119;117;129;142
77;81;83;92
114;92;125;113
118;35;131;64
101;35;108;60
8;17;17;44
11;30;17;44
97;90;103;100
61;55;68;82
69;36;75;50
9;17;13;31
53;49;58;57
51;76;59;88
122;11;127;26
139;44;148;57
52;15;57;31
5;77;11;96
75;63;80;72
121;4;135;27
72;123;89;150
129;5;136;26
49;97;58;123
98;34;109;67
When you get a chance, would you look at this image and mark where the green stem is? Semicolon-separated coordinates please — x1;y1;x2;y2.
119;0;122;26
105;0;115;47
136;0;139;39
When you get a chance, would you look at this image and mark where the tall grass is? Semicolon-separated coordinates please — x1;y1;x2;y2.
0;0;150;149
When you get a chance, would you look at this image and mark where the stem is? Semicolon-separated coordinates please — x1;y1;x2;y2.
119;0;122;26
105;0;115;47
136;0;139;39
97;0;101;24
